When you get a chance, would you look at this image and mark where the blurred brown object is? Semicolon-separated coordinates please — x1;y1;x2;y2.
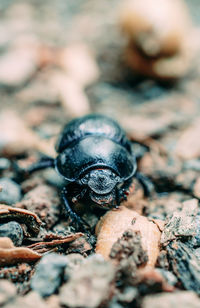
120;0;197;80
95;206;161;268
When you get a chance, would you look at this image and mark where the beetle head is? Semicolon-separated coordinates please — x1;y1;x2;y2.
80;169;121;208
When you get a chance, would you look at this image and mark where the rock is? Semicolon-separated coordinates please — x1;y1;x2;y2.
0;158;11;171
0;279;16;306
161;199;198;245
0;221;23;246
60;254;115;308
31;253;68;297
19;184;60;229
0;178;21;205
0;204;42;236
142;291;200;308
167;241;200;294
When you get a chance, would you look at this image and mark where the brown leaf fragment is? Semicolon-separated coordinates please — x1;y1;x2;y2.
0;237;41;266
0;204;42;236
96;206;161;268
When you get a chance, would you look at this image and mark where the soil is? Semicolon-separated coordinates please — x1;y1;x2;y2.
0;0;200;307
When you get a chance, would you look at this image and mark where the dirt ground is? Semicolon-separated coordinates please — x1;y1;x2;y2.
0;1;200;307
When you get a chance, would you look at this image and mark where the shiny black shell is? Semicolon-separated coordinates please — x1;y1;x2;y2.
55;114;136;181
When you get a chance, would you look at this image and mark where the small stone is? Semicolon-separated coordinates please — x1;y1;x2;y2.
0;158;11;171
0;178;21;205
31;253;68;297
0;221;23;246
0;279;16;306
60;254;115;308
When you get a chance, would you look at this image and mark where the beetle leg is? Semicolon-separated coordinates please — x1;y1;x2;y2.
135;172;154;196
61;187;89;232
26;157;55;174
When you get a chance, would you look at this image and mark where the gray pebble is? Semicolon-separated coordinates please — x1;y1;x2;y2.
0;158;11;170
0;221;23;246
0;178;21;205
31;253;68;297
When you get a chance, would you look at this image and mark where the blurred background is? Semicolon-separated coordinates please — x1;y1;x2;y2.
0;0;199;195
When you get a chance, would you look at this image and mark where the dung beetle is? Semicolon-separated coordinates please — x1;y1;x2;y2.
24;114;151;230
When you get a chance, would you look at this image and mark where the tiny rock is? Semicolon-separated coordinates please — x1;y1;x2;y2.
0;178;21;205
60;254;115;308
31;253;68;297
0;221;23;246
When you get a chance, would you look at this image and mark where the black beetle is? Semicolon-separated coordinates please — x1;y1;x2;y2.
24;114;151;229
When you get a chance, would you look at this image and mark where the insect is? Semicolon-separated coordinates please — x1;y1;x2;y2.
24;114;151;230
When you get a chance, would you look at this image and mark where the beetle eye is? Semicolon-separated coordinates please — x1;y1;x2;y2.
80;174;89;185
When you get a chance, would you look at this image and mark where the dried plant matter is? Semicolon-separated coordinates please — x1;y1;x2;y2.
0;237;41;266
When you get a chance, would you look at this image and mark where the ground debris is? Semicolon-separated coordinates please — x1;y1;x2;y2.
0;237;41;266
142;291;200;308
96;206;161;268
3;291;48;308
59;254;115;308
0;204;42;236
175;119;200;160
27;232;84;254
0;45;38;89
166;240;200;294
0;263;32;283
0;110;55;157
111;230;147;265
0;178;21;205
110;230;147;284
161;199;199;245
0;221;23;246
0;279;16;306
17;184;60;229
31;253;68;297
